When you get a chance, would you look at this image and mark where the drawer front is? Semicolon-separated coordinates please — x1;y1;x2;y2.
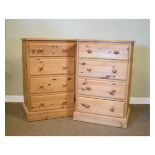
29;58;74;75
78;78;126;100
79;59;128;80
79;43;129;60
76;97;125;117
30;76;74;94
29;42;75;57
30;92;74;111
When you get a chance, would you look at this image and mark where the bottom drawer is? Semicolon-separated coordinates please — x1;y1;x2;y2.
76;97;125;117
30;92;74;111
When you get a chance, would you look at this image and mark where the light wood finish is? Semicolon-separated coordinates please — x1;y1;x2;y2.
30;75;74;94
78;78;126;100
79;43;129;60
74;41;134;128
22;39;75;121
30;92;74;111
73;108;130;128
22;38;135;43
23;103;74;121
76;97;125;117
79;59;128;80
22;39;134;127
29;58;74;75
29;42;75;57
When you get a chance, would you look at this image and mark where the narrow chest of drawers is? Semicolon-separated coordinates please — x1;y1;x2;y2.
22;39;76;121
73;41;134;128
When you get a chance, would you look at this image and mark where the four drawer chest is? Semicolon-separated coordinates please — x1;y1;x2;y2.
22;39;134;128
22;39;76;121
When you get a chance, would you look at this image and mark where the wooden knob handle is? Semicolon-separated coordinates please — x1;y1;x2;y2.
86;86;91;90
87;49;92;53
63;83;67;87
112;69;117;73
101;75;111;79
110;106;114;112
63;66;67;69
109;89;116;95
40;101;44;106
113;50;119;54
39;84;44;88
63;49;68;52
87;68;92;72
81;62;86;65
81;103;90;108
81;88;85;90
39;66;43;71
63;100;67;104
38;48;43;53
32;49;35;54
82;82;86;85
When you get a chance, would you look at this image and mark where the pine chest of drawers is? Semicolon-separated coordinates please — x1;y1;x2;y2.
22;39;76;121
22;39;134;128
73;40;134;128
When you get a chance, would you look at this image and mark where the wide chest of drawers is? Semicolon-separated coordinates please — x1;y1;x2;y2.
73;40;134;128
22;39;76;121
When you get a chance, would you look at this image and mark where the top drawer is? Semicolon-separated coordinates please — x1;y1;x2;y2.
29;42;75;57
78;42;130;60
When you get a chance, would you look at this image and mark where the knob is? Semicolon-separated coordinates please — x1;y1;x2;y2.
63;49;68;52
113;50;119;54
109;89;116;95
63;100;67;104
112;69;117;73
63;83;67;87
39;66;43;71
63;66;67;69
39;84;44;88
40;101;44;106
110;106;114;112
87;49;92;53
81;62;86;65
87;68;92;72
32;49;35;54
81;103;90;108
48;83;51;86
82;82;86;85
86;86;91;90
101;75;111;79
38;48;43;53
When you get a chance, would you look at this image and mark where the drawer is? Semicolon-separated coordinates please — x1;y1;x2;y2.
76;97;125;117
30;75;74;94
29;42;75;57
79;43;129;60
30;92;74;111
78;78;126;100
79;59;128;80
29;58;74;75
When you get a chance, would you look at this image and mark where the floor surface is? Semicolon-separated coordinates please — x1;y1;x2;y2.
5;103;150;136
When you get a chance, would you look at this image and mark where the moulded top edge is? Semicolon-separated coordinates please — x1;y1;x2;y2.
21;38;77;41
21;38;135;43
77;39;135;43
